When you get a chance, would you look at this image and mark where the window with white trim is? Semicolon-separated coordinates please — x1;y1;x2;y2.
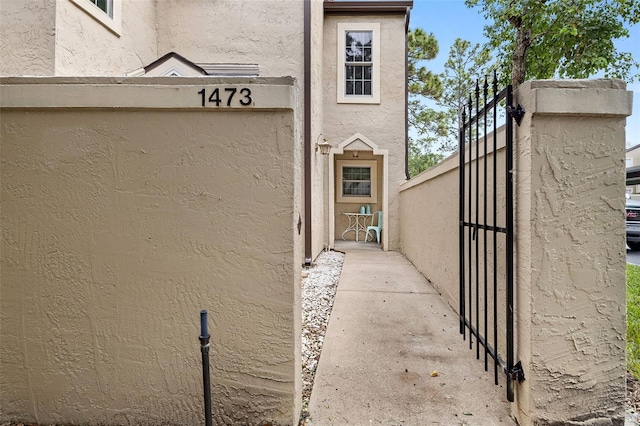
337;23;380;104
343;166;371;196
336;160;378;203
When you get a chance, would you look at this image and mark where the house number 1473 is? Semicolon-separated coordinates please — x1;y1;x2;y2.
197;88;253;107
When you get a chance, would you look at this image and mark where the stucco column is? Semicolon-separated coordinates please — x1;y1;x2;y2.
0;77;302;426
513;80;632;425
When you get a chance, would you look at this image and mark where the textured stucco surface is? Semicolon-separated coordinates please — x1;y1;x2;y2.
323;15;406;251
152;0;309;265
0;0;56;76
55;0;158;76
310;0;327;258
400;79;631;426
1;80;301;425
399;129;507;318
2;0;305;81
155;0;307;262
0;0;157;77
156;0;304;80
512;80;630;425
399;155;460;304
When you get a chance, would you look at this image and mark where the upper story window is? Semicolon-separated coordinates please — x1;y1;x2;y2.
90;0;113;18
345;31;372;96
69;0;121;35
337;23;380;104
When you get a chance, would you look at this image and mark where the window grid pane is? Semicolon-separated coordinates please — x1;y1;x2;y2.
343;167;371;180
342;182;371;196
345;31;373;62
342;167;372;197
344;30;373;96
345;65;372;96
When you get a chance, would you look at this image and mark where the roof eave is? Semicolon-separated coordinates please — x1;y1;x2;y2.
144;52;208;75
323;0;413;15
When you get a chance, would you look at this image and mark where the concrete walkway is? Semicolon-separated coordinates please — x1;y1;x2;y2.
307;242;515;425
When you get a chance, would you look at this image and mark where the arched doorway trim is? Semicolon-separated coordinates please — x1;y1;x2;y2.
328;133;389;250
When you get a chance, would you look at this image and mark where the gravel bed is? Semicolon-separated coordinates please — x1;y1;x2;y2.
299;250;344;420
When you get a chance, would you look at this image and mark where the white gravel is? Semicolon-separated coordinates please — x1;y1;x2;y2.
300;250;345;417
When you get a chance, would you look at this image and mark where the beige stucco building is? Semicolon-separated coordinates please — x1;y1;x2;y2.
1;1;633;425
627;143;640;195
1;0;411;424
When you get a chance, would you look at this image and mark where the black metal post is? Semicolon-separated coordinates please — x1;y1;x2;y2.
474;81;480;360
505;85;515;403
492;71;499;386
482;77;488;371
459;106;467;337
468;95;473;350
199;310;213;426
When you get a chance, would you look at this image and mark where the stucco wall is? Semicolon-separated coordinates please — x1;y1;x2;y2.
323;14;406;250
0;0;158;77
400;79;631;425
155;0;311;261
2;0;306;80
0;0;56;76
156;0;303;79
512;79;630;425
0;77;301;425
311;0;327;257
400;127;507;313
55;0;158;76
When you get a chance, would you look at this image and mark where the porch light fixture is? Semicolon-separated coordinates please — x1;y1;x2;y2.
316;134;332;155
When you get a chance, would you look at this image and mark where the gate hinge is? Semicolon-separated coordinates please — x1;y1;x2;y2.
509;361;525;383
507;104;525;126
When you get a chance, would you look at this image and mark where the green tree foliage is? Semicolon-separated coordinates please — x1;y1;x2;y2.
408;30;494;176
408;28;443;98
407;28;449;177
408;143;445;178
466;0;640;87
439;39;494;153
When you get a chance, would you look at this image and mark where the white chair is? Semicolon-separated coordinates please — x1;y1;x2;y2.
365;211;382;244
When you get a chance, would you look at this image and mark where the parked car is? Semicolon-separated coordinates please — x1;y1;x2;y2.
627;195;640;250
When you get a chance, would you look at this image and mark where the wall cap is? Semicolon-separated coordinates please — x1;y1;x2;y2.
401;126;507;191
517;79;632;117
0;77;295;110
520;78;627;91
0;76;294;86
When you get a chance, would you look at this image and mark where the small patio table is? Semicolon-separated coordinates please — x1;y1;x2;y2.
341;212;373;242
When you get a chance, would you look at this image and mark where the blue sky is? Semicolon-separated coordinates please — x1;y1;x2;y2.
409;0;640;148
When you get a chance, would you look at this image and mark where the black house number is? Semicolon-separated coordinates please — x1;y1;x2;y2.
197;87;253;107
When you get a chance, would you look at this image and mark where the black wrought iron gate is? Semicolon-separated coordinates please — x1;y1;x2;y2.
458;74;524;402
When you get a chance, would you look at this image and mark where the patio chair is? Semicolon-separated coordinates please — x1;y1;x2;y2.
365;210;382;244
